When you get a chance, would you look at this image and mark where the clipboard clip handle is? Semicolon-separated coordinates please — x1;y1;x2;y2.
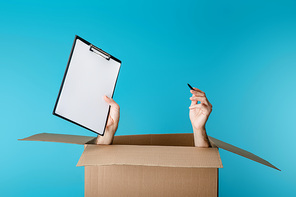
90;44;111;60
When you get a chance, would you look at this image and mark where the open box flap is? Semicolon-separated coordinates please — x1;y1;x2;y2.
77;144;223;168
18;133;195;146
18;133;96;145
208;136;280;171
113;134;280;171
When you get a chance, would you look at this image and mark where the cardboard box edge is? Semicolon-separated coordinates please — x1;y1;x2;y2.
19;132;280;171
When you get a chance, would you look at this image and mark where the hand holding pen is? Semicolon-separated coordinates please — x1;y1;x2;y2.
188;84;212;147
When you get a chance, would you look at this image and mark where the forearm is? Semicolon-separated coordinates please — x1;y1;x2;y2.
193;127;210;148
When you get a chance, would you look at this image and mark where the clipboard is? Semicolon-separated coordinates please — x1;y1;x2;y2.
53;35;121;136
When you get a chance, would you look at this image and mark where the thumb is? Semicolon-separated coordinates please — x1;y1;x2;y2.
104;95;119;108
104;95;120;121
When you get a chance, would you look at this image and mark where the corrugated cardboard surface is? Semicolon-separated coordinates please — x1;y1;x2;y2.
113;133;195;146
85;165;218;197
77;144;223;168
208;136;280;171
18;133;95;145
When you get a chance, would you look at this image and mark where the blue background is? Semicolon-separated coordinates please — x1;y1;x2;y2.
1;0;295;196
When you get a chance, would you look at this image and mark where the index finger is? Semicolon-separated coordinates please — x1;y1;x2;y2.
190;88;204;96
193;87;204;92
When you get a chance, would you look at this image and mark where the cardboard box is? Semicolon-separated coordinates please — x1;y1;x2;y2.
19;133;279;197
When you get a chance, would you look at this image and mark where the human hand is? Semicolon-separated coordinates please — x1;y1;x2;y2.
96;95;120;145
189;87;212;147
189;87;212;131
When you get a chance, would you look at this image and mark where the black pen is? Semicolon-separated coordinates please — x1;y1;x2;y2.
187;83;194;90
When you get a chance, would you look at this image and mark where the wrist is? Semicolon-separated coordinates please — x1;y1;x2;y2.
96;132;114;145
192;126;206;133
192;127;209;148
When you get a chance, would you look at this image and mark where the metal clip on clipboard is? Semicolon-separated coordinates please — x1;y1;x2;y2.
90;44;111;60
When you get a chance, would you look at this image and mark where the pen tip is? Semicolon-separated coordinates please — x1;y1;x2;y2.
187;83;194;90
